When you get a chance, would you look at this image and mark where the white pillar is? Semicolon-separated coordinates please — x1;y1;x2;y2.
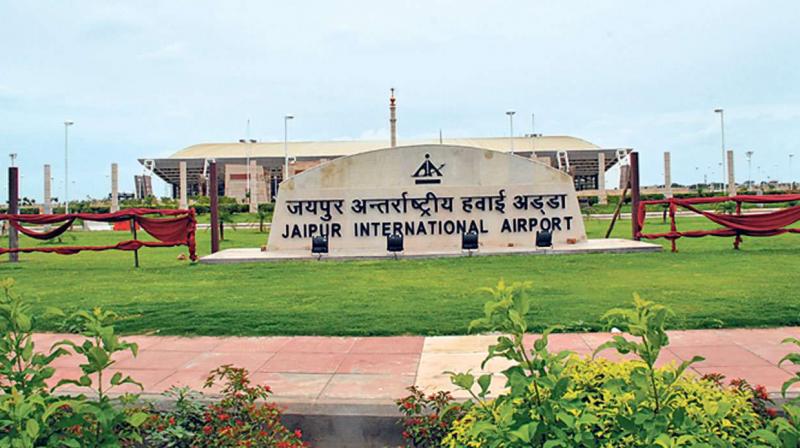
179;161;188;209
619;165;631;189
727;150;736;196
597;152;607;205
43;164;52;214
663;152;673;198
110;163;119;212
249;160;258;213
266;170;274;202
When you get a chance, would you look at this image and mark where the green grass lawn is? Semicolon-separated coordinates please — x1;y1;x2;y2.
0;217;798;336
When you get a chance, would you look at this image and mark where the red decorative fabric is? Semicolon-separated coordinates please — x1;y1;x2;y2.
681;203;800;234
0;208;191;224
636;195;800;251
0;209;197;261
136;216;193;243
0;240;182;256
9;218;75;240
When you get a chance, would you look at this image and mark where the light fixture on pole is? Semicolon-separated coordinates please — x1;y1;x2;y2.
714;109;726;192
745;150;754;190
790;153;795;190
506;111;516;154
9;153;17;167
64;120;74;214
283;115;294;179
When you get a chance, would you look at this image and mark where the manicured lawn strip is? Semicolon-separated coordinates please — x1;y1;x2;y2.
0;217;797;336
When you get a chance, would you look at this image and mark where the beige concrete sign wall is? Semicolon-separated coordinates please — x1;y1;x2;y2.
267;145;586;254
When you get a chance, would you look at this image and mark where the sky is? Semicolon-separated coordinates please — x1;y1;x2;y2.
0;0;798;201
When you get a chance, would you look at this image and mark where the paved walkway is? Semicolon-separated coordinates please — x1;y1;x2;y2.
35;327;800;406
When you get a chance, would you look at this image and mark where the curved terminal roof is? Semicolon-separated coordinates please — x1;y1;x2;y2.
167;136;599;159
143;136;628;189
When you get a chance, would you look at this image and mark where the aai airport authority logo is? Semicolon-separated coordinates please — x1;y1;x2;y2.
412;153;445;184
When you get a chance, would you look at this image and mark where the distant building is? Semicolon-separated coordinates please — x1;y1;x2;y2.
134;175;153;199
140;136;630;202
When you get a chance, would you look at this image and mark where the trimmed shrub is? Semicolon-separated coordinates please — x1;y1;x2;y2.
439;282;780;447
443;357;766;447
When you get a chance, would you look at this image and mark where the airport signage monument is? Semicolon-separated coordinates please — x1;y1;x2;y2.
267;144;586;254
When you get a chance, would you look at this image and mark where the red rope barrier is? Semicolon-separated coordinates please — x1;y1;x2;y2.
0;208;197;261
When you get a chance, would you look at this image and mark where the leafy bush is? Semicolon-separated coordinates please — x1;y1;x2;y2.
396;386;465;447
137;367;309;448
140;386;208;447
441;281;775;447
0;278;308;447
0;279;82;446
190;365;307;447
444;357;766;447
747;338;800;446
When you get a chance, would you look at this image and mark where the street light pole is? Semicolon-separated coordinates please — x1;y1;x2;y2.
506;111;515;154
239;135;257;211
790;153;795;190
714;109;725;193
64;120;74;214
745;151;754;190
245;119;251;201
283;115;294;179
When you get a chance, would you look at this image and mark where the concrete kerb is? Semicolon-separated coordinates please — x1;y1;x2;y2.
200;239;662;264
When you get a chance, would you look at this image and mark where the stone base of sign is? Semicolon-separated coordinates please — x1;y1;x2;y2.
200;238;661;264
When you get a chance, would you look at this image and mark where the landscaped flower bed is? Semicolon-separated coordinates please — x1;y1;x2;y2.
0;278;307;447
397;281;800;447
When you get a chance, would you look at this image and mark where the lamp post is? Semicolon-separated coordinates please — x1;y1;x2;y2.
238;137;257;206
531;113;535;135
64;120;74;214
745;151;754;190
506;111;515;154
757;166;762;189
714;109;726;192
283;115;294;179
790;153;795;190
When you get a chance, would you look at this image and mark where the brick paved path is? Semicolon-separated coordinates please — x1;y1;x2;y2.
35;327;800;404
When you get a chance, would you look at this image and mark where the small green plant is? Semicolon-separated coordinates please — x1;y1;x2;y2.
258;209;269;233
0;279;69;396
0;278;82;447
594;293;704;415
141;386;207;447
445;280;582;446
54;308;149;446
715;201;737;215
219;209;235;240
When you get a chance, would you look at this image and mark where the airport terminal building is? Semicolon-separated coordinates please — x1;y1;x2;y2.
140;136;630;204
